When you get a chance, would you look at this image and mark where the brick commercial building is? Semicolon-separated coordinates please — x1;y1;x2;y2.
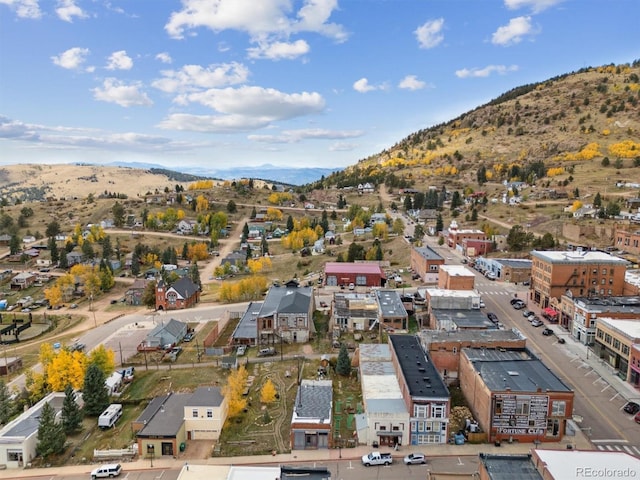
593;317;640;385
410;246;444;284
323;262;386;288
459;348;573;444
529;250;628;308
438;265;476;290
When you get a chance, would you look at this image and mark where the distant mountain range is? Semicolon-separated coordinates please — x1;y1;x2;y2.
103;161;340;186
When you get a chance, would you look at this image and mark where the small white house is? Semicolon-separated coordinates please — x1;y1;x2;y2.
105;371;123;396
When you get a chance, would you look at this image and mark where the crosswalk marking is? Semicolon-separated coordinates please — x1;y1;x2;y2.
596;444;640;457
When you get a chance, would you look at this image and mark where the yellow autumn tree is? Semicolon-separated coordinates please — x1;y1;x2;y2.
571;200;583;212
247;257;272;274
48;350;87;391
88;344;116;377
260;378;277;404
44;284;63;308
372;223;389;240
188;180;214;190
223;365;248;418
195;195;209;213
187;243;209;262
219;276;268;303
70;264;101;298
266;207;283;221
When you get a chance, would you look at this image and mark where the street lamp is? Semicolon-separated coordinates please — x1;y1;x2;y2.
90;294;96;328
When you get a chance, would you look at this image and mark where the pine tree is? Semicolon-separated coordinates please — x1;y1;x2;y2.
189;263;201;289
436;214;444;233
36;402;66;460
287;215;294;232
0;380;11;425
336;344;351;376
61;384;83;434
82;363;110;416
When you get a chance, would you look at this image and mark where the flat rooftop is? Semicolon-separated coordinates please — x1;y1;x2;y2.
426;288;480;298
376;289;407;318
597;317;640;340
479;453;541;480
413;246;443;261
432;309;498;330
533;448;640;480
531;250;629;264
463;348;571;393
421;328;525;345
439;265;475;276
389;335;449;399
495;259;532;268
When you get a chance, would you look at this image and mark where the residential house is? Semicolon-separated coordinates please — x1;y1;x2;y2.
156;277;200;311
125;278;149;306
10;272;36;290
529;250;628;308
0;234;11;246
140;318;188;350
0;356;23;375
134;392;191;458
256;281;315;344
66;251;83;266
184;386;228;440
358;182;375;194
290;380;333;450
323;262;386;288
446;220;487;249
459;347;573;444
388;335;450;445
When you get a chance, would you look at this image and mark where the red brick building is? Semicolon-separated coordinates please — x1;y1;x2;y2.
446;220;486;249
155;277;200;311
459;347;574;444
438;265;476;290
323;262;386;288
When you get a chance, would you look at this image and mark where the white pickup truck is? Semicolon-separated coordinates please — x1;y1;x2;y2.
361;451;393;466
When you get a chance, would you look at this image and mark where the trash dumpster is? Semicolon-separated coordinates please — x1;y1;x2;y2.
180;442;186;452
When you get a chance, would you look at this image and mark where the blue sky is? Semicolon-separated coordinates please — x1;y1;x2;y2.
0;0;638;173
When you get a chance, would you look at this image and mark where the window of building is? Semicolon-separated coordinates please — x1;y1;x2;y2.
432;404;446;418
516;400;530;416
605;333;612;344
495;399;503;415
551;401;566;416
601;279;606;285
192;409;198;418
613;339;621;350
546;419;560;437
355;275;367;286
622;345;630;355
167;291;177;305
602;269;607;275
7;450;22;461
414;405;428;418
207;409;213;418
597;330;604;339
452;347;458;354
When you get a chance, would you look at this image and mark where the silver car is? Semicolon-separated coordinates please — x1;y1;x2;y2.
403;453;426;465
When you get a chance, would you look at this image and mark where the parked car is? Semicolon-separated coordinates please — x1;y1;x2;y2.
623;401;640;415
487;312;498;323
479;300;486;308
183;332;195;342
542;327;554;336
236;345;247;356
528;314;540;323
522;309;533;318
403;453;427;465
257;347;276;357
512;301;526;310
531;318;544;327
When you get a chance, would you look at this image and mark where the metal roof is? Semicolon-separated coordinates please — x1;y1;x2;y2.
232;301;262;340
293;380;332;421
479;454;541;480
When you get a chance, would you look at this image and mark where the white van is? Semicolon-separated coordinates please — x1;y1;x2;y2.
91;463;122;478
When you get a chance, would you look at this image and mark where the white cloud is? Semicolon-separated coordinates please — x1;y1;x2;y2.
415;18;444;49
353;78;387;93
248;128;363;144
492;16;535;45
504;0;564;13
455;64;519;78
0;0;41;19
152;62;249;93
247;39;310;60
51;47;90;70
106;50;133;70
92;78;153;107
158;86;325;133
398;75;427;91
56;0;87;22
156;52;173;64
329;142;358;152
165;0;347;43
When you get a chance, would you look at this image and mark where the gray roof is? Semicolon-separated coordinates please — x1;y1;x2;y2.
149;318;187;343
232;301;262;340
360;361;397;376
389;335;449;399
421;328;525;345
137;393;191;437
281;467;332;480
294;380;332;420
413;245;443;261
366;398;407;414
573;295;640;313
479;454;542;480
432;309;498;329
167;276;200;298
463;348;572;392
359;343;391;362
334;293;378;320
376;289;407;318
495;259;532;269
3;393;65;438
259;285;312;318
189;386;224;407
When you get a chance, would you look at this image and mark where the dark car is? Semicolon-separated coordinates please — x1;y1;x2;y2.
487;312;499;323
542;327;554;336
183;332;195;342
623;401;640;415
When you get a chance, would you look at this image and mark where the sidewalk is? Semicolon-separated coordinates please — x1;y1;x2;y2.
0;432;592;479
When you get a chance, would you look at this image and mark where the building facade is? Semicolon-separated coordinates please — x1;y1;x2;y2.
323;262;386;288
529;250;628;308
438;265;476;290
593;317;640;383
410;246;444;284
290;380;333;450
